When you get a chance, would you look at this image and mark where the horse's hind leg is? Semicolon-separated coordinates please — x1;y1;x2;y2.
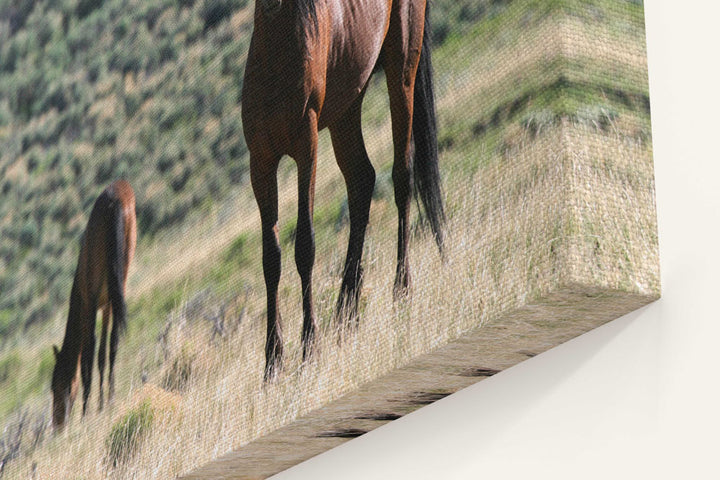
80;304;97;416
330;90;375;323
107;299;125;403
97;305;110;411
293;110;320;363
383;1;426;298
250;149;284;380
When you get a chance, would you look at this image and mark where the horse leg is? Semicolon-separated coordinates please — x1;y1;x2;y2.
106;198;129;404
250;149;283;380
80;304;97;416
330;91;375;323
383;0;426;299
294;110;319;363
97;305;110;411
107;303;125;403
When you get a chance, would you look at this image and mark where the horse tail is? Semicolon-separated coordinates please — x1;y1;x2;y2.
412;1;446;251
105;196;127;335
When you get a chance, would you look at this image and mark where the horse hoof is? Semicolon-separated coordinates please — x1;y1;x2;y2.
392;281;411;301
263;360;282;382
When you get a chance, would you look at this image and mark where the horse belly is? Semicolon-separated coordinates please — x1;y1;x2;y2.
319;0;391;127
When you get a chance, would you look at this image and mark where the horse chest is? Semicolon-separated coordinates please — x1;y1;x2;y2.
242;45;314;151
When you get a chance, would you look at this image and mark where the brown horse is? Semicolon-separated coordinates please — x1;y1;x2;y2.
242;0;445;379
51;180;137;429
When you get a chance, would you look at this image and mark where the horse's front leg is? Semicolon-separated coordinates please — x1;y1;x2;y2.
97;305;110;411
387;78;415;299
250;149;283;380
330;90;375;324
294;110;319;363
384;3;425;299
80;302;97;416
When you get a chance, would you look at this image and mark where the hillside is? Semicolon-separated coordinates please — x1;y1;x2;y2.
0;0;493;339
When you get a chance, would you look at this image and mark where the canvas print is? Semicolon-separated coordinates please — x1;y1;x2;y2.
0;0;658;478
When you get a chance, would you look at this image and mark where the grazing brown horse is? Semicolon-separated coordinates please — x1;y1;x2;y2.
51;180;137;429
242;0;445;379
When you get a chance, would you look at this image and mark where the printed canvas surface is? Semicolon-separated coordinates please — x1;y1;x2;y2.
0;0;658;478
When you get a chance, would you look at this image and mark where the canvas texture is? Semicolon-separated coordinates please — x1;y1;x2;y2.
0;0;658;478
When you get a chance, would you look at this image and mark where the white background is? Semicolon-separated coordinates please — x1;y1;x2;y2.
275;1;720;479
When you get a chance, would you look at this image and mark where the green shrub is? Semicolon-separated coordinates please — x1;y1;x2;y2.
37;349;55;385
123;92;142;117
170;166;191;192
0;351;22;384
573;105;619;131
161;348;195;392
106;401;155;466
9;69;45;119
0;309;14;337
25;303;52;330
113;17;130;40
200;0;246;32
0;100;11;126
521;109;556;137
0;38;21;73
18;220;40;248
222;233;249;266
280;220;297;246
45;39;71;69
76;0;105;19
1;0;36;35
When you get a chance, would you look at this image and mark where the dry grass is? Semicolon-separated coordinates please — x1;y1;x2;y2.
564;123;659;292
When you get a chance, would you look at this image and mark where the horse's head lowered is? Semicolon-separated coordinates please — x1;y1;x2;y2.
51;345;80;430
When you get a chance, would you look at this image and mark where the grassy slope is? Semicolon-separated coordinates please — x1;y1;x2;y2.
0;0;653;476
0;0;517;415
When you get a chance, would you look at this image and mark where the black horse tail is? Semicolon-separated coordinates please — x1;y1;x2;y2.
105;195;127;335
412;2;446;251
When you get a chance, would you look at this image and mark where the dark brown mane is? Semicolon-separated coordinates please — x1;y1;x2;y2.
295;0;319;35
